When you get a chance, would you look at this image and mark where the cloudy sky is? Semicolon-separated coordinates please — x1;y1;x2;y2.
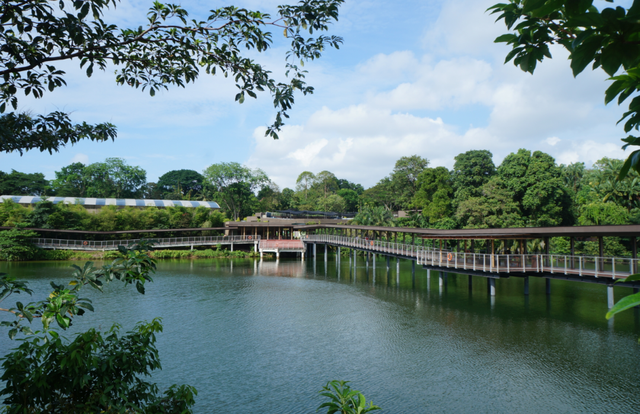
0;0;630;190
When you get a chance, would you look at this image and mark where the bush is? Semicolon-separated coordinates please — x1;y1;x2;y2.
0;229;39;261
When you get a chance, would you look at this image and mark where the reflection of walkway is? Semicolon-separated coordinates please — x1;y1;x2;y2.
257;259;306;278
31;235;259;251
306;235;637;281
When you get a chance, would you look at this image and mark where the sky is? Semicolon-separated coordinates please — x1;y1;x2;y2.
0;0;632;190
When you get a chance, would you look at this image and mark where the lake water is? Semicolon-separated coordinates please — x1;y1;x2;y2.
1;255;640;413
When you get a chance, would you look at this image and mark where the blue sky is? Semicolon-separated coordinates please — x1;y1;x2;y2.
0;0;631;190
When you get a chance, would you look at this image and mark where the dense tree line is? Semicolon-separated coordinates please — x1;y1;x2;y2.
0;200;227;237
3;150;640;230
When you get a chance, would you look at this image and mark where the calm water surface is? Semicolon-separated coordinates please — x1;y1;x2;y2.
1;256;640;413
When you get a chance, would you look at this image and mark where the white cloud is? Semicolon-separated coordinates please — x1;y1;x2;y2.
70;153;89;165
247;105;459;188
546;137;561;146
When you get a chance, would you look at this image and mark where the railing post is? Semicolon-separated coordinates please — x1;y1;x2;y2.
613;258;616;280
564;256;567;275
507;255;510;273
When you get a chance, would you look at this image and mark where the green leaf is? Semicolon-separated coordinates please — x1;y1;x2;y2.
604;79;625;104
617;273;640;283
523;0;548;14
570;35;602;76
619;149;640;179
606;291;640;319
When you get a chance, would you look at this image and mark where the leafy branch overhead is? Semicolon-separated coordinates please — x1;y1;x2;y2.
0;0;344;153
488;0;640;178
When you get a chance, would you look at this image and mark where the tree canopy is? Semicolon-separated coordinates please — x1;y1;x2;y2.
488;0;640;177
0;170;48;196
203;162;270;220
156;169;204;199
51;158;147;198
0;0;344;154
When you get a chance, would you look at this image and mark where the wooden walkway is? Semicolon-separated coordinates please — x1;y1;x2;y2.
31;235;260;251
306;235;638;281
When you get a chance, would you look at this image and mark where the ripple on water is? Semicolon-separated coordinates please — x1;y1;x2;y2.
1;259;640;413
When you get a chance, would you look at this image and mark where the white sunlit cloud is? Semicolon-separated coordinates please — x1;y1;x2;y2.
0;0;631;187
70;153;89;165
245;0;630;189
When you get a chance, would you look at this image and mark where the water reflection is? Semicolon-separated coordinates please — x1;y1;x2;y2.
2;255;640;414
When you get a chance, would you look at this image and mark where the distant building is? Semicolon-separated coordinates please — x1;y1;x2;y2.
0;195;219;212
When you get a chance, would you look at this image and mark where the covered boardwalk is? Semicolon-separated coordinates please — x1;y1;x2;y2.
0;195;220;210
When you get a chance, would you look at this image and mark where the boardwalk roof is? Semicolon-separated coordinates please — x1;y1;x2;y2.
0;195;220;209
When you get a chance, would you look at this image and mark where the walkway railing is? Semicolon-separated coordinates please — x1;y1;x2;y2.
31;235;260;251
306;235;639;280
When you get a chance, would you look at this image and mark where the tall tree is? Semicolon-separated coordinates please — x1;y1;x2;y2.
314;171;339;199
361;177;401;212
389;155;429;209
489;0;640;177
456;176;525;229
82;158;147;198
451;150;496;207
588;157;640;210
497;149;572;227
156;170;204;199
337;179;364;194
203;162;269;220
50;162;88;197
296;171;316;203
412;167;454;226
337;188;359;212
0;170;49;196
0;0;344;154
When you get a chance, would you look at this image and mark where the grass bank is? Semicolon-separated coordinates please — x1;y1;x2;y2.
25;249;261;261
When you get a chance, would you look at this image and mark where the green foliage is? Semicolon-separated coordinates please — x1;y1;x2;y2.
1;0;344;154
352;205;394;227
497;149;572;226
607;274;640;320
157;169;204;200
451;150;496;207
318;380;380;414
582;237;630;257
50;162;88;197
0;111;116;155
389;155;429;210
337;179;364;195
50;158;147;198
587;157;640;210
361;177;400;212
203;162;270;220
550;237;571;255
456;176;524;229
1;320;197;413
412;166;454;225
0;242;196;412
578;202;630;226
0;228;39;261
488;0;640;177
337;189;359;212
0;169;49;196
150;249;258;259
